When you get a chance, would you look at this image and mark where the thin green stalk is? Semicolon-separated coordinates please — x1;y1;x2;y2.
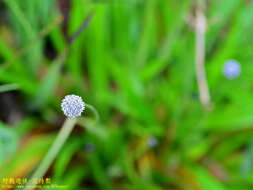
23;117;77;190
86;103;100;124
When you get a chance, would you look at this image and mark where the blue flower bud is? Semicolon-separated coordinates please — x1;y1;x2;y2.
147;137;158;147
85;142;95;153
223;60;241;79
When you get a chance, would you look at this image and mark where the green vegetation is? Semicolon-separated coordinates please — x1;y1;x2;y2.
0;0;253;189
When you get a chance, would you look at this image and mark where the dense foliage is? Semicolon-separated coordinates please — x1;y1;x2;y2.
0;0;253;189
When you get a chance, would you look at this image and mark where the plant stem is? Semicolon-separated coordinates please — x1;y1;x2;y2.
23;117;77;190
86;103;100;123
195;1;212;110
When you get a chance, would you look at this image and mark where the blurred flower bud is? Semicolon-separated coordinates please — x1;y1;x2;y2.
147;137;158;147
85;142;95;153
223;60;241;79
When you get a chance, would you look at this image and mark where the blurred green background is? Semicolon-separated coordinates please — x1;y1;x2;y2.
0;0;253;189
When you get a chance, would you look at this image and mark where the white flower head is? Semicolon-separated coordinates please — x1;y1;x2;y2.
61;95;85;118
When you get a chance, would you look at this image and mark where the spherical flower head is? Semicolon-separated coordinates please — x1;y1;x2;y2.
147;137;158;147
61;95;85;118
223;60;241;79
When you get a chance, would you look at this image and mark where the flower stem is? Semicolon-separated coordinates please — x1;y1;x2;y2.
85;103;99;123
195;1;212;110
24;117;77;190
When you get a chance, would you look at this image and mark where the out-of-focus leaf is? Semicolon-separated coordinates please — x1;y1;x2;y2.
59;167;88;190
31;51;67;109
0;83;19;93
0;134;54;178
193;166;227;190
241;139;253;178
54;138;84;179
0;122;18;164
88;154;114;190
